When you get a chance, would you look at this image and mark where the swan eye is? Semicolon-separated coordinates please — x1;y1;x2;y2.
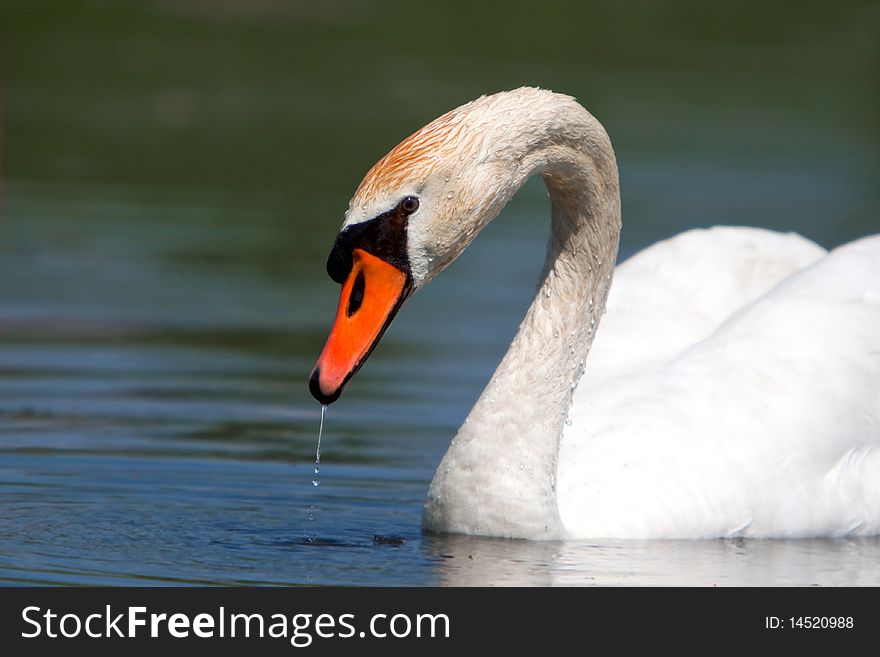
400;196;419;214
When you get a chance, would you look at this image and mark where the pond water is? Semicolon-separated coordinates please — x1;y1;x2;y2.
1;0;878;586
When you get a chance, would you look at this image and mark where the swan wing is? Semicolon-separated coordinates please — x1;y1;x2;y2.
582;226;827;385
560;233;880;538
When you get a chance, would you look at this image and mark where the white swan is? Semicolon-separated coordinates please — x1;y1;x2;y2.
309;87;880;540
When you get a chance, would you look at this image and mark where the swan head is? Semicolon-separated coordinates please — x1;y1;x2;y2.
309;88;573;404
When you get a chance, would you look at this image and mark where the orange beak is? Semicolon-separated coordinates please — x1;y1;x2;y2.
309;248;412;404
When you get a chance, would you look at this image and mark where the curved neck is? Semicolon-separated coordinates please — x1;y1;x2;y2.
423;105;621;539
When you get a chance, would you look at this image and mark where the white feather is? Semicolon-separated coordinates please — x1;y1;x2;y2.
560;233;880;537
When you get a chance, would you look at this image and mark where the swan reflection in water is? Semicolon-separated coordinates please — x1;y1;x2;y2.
421;534;880;586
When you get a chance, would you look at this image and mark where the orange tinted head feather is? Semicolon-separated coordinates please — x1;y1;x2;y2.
350;104;473;210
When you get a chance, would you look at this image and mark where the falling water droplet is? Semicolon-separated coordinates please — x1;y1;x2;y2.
444;173;450;182
305;405;327;543
553;329;559;338
313;404;326;487
565;418;573;426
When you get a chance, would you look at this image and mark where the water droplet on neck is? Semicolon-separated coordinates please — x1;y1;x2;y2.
446;192;454;199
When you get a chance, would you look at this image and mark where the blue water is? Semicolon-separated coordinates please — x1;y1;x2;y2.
3;180;880;586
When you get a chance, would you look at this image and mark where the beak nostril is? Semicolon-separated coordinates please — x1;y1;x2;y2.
346;270;366;317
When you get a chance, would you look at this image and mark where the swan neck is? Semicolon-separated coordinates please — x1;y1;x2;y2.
423;103;621;539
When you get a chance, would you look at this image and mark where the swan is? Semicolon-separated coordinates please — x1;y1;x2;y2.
308;87;880;540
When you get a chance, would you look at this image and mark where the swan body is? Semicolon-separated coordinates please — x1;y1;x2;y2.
561;229;880;538
311;87;880;539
